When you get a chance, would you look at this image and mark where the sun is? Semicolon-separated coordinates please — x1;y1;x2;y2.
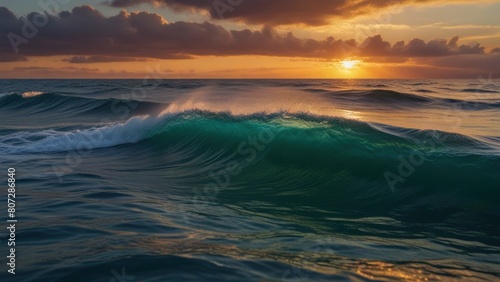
340;59;360;70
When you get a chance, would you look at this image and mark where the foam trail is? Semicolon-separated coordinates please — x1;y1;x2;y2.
0;115;162;154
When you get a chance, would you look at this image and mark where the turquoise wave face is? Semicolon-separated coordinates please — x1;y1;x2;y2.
133;113;500;215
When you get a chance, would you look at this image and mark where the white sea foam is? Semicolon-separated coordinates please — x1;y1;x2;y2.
0;115;165;154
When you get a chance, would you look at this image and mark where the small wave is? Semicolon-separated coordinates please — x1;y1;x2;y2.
0;92;162;116
158;82;204;89
22;91;46;98
461;89;498;93
366;90;430;102
405;82;435;86
325;89;499;110
330;90;431;104
414;89;435;93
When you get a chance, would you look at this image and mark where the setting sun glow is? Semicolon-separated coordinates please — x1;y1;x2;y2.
340;60;360;70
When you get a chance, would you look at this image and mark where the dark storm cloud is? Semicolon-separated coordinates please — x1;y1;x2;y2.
0;5;493;63
105;0;487;26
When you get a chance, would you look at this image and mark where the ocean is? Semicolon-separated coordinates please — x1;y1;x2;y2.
0;79;499;281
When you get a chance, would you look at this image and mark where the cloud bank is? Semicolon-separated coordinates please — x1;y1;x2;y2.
0;6;493;60
106;0;492;26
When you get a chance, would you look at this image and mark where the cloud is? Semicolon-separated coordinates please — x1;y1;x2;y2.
1;66;172;78
105;0;492;26
63;56;150;63
0;6;492;62
376;64;499;79
13;66;99;72
0;53;27;62
360;35;485;57
416;53;500;74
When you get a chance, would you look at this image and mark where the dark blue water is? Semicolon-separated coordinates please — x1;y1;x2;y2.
0;79;499;281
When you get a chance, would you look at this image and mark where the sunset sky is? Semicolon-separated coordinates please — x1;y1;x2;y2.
1;0;499;78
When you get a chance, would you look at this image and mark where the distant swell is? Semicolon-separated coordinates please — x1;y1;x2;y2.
354;89;431;103
0;92;162;116
327;89;500;109
2;90;499;118
461;88;498;93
